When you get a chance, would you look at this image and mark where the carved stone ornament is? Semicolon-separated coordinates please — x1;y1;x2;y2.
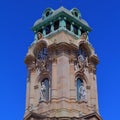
75;55;89;73
88;64;96;74
74;61;85;73
78;54;85;62
28;61;36;72
52;57;57;63
36;60;47;72
80;32;87;40
78;61;85;73
37;32;43;40
74;62;79;71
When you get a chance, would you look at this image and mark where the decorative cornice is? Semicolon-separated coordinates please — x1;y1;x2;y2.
89;55;99;65
24;111;102;120
24;54;35;65
32;7;91;32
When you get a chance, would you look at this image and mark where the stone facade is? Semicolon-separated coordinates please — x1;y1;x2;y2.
23;7;102;120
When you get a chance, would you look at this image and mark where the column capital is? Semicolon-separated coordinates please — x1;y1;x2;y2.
52;57;57;63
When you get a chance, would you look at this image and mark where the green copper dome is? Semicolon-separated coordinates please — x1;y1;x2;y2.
33;7;90;29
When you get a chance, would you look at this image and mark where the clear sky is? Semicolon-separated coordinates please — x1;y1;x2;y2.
0;0;120;120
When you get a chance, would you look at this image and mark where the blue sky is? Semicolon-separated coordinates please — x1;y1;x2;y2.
0;0;120;120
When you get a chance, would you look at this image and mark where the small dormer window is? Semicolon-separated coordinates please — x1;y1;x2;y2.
42;8;54;19
74;11;78;18
71;8;81;19
46;11;50;17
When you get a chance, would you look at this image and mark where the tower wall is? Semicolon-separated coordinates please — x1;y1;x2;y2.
23;7;102;120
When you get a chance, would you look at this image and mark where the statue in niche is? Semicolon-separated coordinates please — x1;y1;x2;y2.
40;82;46;101
79;83;87;101
37;32;42;40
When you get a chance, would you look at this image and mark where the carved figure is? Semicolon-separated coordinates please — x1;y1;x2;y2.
79;83;86;100
78;54;86;72
78;54;85;62
37;32;42;40
74;62;80;71
80;32;87;40
40;61;47;71
40;82;46;101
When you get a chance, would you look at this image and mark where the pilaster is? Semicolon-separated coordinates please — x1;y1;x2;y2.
51;57;58;99
69;57;76;100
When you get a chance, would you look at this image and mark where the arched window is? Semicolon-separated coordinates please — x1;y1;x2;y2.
42;8;54;19
40;78;49;102
71;8;81;19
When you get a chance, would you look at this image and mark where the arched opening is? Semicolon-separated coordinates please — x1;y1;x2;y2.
71;8;81;19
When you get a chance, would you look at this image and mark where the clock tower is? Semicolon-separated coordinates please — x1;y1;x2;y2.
24;7;102;120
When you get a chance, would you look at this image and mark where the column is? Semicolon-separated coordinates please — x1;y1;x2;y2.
69;58;76;100
42;26;46;36
78;29;81;36
59;17;66;29
25;71;30;111
28;64;36;106
71;22;74;32
34;31;37;41
50;22;54;32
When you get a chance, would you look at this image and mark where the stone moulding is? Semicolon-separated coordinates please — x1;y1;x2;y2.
24;112;102;120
